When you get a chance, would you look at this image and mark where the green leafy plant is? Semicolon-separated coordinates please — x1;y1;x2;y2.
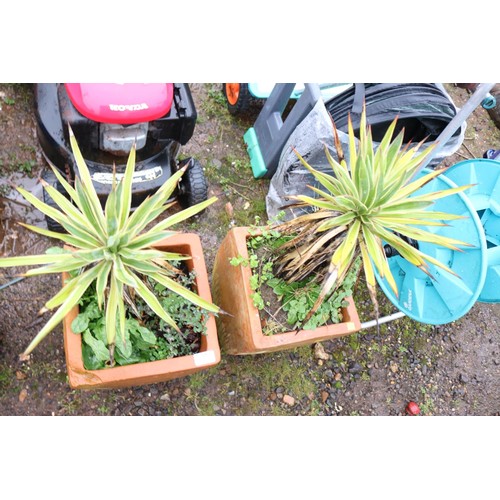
267;256;360;330
272;107;472;325
0;128;220;364
74;267;209;369
230;224;359;333
18;160;36;175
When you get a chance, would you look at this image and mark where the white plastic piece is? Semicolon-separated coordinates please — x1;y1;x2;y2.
193;350;216;366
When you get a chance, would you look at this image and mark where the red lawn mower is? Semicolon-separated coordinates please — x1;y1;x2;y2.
35;83;207;232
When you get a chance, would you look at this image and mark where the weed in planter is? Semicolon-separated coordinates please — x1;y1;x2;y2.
267;259;360;331
72;266;210;370
140;276;209;360
230;226;360;334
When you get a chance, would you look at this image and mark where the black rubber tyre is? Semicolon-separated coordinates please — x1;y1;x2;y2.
41;170;67;233
178;158;208;209
222;83;252;115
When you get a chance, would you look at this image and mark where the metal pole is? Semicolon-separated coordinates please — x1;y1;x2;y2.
360;311;406;330
415;83;496;175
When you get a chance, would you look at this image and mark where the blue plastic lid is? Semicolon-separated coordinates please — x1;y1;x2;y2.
445;158;500;303
375;169;487;324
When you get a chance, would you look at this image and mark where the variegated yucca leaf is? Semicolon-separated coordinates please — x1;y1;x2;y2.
273;106;473;327
0;127;219;362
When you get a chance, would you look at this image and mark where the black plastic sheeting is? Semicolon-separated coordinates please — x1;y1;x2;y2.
325;83;461;143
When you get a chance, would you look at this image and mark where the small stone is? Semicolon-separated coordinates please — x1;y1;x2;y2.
314;343;330;360
269;393;277;401
184;388;191;396
134;401;143;407
172;388;180;396
276;387;284;393
317;359;324;366
334;373;342;381
224;202;234;218
160;393;170;402
349;362;363;374
321;391;329;403
459;374;469;384
283;395;295;406
16;371;27;380
324;369;334;379
19;388;28;403
390;362;398;373
422;365;428;376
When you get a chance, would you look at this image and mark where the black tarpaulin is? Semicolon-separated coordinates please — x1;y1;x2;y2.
325;83;462;143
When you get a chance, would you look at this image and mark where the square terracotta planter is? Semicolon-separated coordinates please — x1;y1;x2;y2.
212;227;361;355
62;233;220;389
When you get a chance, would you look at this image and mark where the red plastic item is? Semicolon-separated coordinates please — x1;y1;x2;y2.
406;401;421;415
65;83;174;124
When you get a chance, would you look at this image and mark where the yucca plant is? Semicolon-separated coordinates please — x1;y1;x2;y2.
272;108;472;326
0;128;219;363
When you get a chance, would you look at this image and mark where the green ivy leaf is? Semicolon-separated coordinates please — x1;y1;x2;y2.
71;314;89;334
84;301;101;320
249;274;260;291
82;342;105;370
93;319;107;345
115;334;133;359
137;325;157;344
114;350;143;366
251;292;265;310
83;329;110;362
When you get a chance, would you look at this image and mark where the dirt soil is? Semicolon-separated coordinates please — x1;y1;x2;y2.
0;83;499;416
